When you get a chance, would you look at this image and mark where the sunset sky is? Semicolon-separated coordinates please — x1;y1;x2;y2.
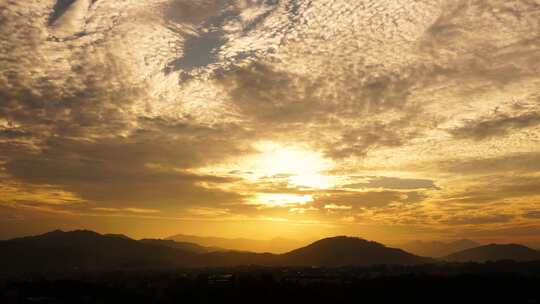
1;0;539;245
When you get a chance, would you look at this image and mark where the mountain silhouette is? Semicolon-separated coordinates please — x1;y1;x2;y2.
0;231;436;273
104;233;132;240
401;239;479;257
139;238;222;253
278;236;433;266
0;230;196;273
166;233;302;253
445;244;540;262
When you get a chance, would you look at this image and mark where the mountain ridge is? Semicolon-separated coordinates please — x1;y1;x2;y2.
0;230;198;273
3;230;540;275
401;239;480;257
0;230;432;273
139;238;223;253
166;233;303;253
279;236;433;266
445;243;540;262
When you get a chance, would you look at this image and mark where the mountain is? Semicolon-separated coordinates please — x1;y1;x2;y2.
278;236;433;266
139;239;222;254
104;233;132;240
401;239;480;258
166;234;303;253
0;231;434;274
445;244;540;262
0;230;197;273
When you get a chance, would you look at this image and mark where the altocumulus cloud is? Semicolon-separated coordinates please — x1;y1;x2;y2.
1;0;540;241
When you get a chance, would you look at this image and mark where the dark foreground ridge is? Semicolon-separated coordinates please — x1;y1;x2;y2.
2;263;540;304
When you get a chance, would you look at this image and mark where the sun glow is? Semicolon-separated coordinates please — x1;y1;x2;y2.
255;193;314;207
199;141;336;207
250;141;335;189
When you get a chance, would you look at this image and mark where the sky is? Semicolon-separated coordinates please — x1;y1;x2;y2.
1;0;540;245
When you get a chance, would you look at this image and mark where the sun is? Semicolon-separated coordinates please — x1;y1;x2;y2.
199;141;336;207
249;141;335;189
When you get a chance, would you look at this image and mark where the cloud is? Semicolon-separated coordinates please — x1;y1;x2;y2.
444;176;540;205
441;214;514;226
419;0;540;84
218;60;430;160
326;120;418;159
219;62;327;124
1;117;251;212
324;204;352;210
523;211;540;219
0;179;85;207
289;206;319;214
450;112;540;141
457;224;540;240
313;190;426;209
345;176;437;190
49;0;93;38
2;0;540;241
187;207;231;217
162;0;226;25
92;207;160;214
438;153;540;175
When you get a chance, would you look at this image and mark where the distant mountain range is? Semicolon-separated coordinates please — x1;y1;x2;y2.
1;230;539;274
139;239;223;254
166;234;303;253
444;244;540;262
103;234;224;253
401;239;480;257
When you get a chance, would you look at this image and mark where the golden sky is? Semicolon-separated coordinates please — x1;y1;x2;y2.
1;0;540;245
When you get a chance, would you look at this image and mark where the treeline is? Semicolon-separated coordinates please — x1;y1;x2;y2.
2;261;540;303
